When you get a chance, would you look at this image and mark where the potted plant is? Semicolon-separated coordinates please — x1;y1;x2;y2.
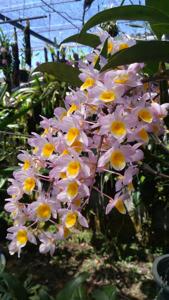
152;254;169;300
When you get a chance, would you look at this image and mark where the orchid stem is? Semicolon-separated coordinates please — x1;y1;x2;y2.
93;186;113;201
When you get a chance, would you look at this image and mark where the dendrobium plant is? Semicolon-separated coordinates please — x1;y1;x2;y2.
5;31;169;257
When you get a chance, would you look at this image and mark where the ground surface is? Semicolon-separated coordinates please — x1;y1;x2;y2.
2;231;160;300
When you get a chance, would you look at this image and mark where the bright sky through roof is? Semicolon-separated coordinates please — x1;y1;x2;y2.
0;0;145;66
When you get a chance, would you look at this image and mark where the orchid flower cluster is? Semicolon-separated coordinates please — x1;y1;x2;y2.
5;31;168;257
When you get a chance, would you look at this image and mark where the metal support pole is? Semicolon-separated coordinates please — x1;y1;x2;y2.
0;15;47;25
0;13;56;46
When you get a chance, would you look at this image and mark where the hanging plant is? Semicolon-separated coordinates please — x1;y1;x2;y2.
12;28;20;88
44;47;48;63
24;20;31;68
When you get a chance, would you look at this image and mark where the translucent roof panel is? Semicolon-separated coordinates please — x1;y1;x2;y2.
0;0;144;66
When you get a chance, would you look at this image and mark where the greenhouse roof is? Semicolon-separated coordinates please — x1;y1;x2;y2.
0;0;144;65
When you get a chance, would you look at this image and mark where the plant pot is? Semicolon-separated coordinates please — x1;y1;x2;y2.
152;254;169;300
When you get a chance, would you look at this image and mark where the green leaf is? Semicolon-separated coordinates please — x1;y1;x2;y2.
0;167;18;175
143;62;159;76
81;5;169;33
102;41;169;71
95;38;108;69
152;23;169;36
146;0;169;37
0;254;6;274
71;285;88;300
56;272;89;300
146;0;169;17
0;272;29;300
60;33;100;48
34;62;82;87
0;84;7;105
38;289;53;300
0;83;54;129
102;286;118;299
92;285;117;300
0;98;41;130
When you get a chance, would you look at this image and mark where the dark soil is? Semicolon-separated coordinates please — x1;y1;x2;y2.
1;231;159;300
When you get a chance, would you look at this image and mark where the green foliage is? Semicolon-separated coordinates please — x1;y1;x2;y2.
94;38;108;70
0;84;8;106
92;286;117;300
0;259;118;300
102;41;169;71
0;73;68;130
146;0;169;37
0;256;54;300
56;272;117;300
1;0;169;282
56;272;89;300
146;0;169;15
0;254;29;300
80;5;169;34
60;33;100;48
34;62;82;87
0;28;10;47
27;283;53;300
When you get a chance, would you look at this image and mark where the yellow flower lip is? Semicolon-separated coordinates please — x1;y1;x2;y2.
59;172;67;179
128;182;134;192
110;120;126;138
42;143;55;158
107;40;114;54
36;203;51;220
66;181;79;199
23;177;36;193
80;77;95;90
23;160;31;171
16;229;28;245
67;160;81;178
114;74;129;84
67;103;78;116
137;128;149;143
66;127;79;146
99;90;116;103
110;150;126;171
65;212;77;228
64;226;70;238
71;140;83;153
138;108;153;123
41;128;49;137
93;54;99;65
60;112;67;120
115;198;126;214
61;149;69;156
119;43;129;50
33;147;38;154
73;198;81;207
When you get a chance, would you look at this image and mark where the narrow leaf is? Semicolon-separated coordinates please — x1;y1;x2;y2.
0;84;7;105
0;254;6;273
95;38;108;69
0;272;29;300
81;5;169;33
146;0;169;37
146;0;169;17
56;272;89;300
0;96;44;130
92;286;117;300
153;23;169;33
102;41;169;71
92;289;109;300
60;33;100;48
